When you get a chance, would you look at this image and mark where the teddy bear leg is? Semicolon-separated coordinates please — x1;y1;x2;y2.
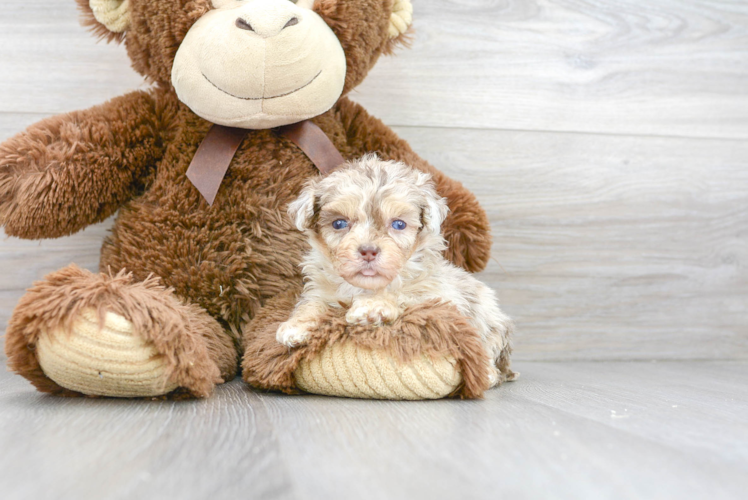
240;288;301;394
4;264;237;398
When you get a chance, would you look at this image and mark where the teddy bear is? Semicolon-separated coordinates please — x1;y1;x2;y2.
1;0;505;399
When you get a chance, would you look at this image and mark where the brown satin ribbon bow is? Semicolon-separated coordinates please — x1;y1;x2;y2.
186;120;345;206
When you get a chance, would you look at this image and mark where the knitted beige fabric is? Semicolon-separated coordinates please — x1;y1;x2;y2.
36;308;178;398
294;341;462;400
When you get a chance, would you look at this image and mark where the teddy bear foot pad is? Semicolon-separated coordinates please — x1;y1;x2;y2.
295;341;462;400
4;264;234;398
36;308;178;398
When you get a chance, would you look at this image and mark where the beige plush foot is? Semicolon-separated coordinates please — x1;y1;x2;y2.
294;341;462;400
36;308;178;398
5;264;235;398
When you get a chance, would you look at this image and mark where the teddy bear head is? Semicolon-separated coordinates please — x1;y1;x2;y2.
76;0;413;128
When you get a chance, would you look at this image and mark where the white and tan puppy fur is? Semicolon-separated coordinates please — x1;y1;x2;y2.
279;155;513;387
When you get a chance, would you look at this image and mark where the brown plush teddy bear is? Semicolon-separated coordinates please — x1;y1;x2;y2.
1;0;504;399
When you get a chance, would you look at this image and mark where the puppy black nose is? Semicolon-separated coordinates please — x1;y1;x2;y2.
359;245;380;262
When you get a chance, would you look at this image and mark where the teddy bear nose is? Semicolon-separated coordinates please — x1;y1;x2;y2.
359;245;380;262
235;16;299;38
235;18;254;31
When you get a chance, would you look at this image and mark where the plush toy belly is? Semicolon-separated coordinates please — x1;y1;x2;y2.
242;291;499;400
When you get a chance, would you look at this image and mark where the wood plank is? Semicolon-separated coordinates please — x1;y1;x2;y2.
261;361;748;500
0;371;296;500
0;2;145;116
511;361;748;461
0;113;50;142
1;126;746;361
1;361;746;499
355;0;748;138
1;1;746;138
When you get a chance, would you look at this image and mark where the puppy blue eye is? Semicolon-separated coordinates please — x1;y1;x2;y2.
391;220;407;230
332;219;348;230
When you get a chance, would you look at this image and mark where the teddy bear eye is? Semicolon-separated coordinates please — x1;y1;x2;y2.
332;219;348;230
391;220;407;231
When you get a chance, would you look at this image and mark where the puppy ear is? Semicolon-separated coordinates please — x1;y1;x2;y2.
415;172;449;234
288;183;318;232
415;172;449;233
423;192;449;234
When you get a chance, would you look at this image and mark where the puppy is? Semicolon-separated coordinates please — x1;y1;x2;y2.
278;154;514;387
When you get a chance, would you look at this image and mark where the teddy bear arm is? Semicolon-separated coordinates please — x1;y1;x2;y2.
0;90;173;239
336;98;492;273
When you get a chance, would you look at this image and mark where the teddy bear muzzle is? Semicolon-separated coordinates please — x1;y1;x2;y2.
171;0;346;130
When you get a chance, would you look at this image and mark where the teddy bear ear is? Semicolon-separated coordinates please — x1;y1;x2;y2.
76;0;131;42
386;0;414;52
388;0;413;38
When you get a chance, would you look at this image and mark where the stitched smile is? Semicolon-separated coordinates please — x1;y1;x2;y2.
202;70;322;101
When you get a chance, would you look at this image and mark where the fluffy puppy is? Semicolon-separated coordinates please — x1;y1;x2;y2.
278;155;514;387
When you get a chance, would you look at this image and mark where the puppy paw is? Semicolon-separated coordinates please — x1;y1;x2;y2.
276;321;311;347
487;366;501;388
346;301;400;326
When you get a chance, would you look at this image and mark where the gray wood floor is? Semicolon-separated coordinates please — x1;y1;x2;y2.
1;361;747;500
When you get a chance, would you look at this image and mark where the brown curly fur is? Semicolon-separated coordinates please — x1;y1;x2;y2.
2;0;493;397
0;88;177;238
242;289;510;399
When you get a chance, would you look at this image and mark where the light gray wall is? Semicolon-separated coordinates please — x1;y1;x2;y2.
1;0;746;361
